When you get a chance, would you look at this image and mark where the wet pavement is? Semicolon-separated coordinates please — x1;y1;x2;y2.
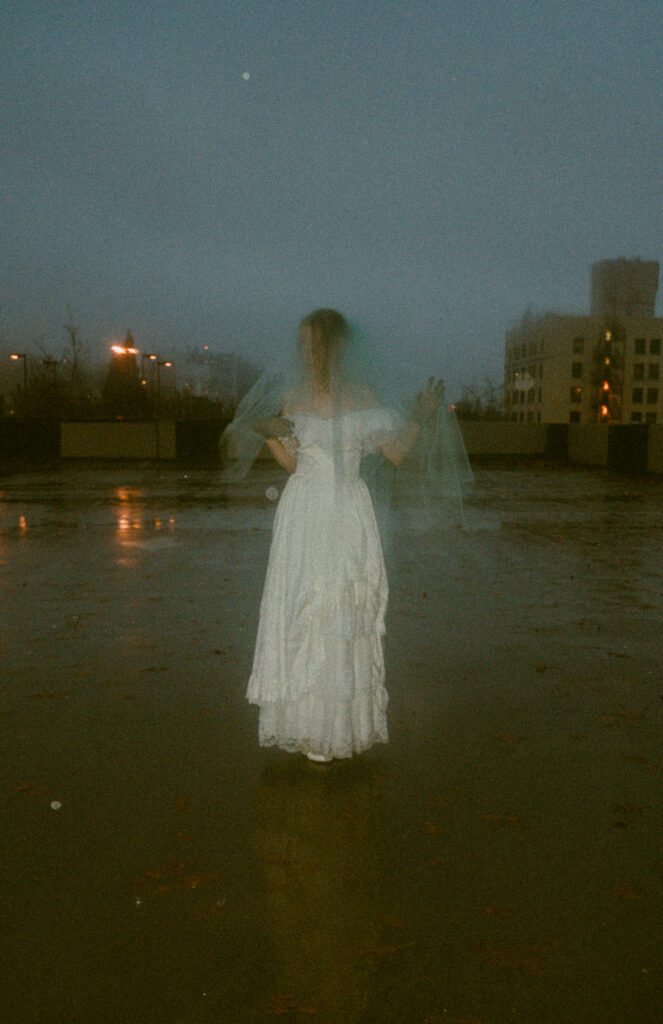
1;463;662;1023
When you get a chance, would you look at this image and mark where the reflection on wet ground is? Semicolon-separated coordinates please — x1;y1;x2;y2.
1;464;662;1023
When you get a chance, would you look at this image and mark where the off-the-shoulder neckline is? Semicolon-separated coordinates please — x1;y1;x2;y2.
289;405;383;422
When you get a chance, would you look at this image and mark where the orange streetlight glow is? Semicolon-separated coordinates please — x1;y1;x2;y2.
10;352;28;390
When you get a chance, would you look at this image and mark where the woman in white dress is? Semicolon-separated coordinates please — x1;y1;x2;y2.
243;309;441;763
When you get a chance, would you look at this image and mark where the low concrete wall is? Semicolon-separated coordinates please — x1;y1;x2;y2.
647;425;663;474
459;421;548;456
0;419;60;463
11;418;662;474
60;420;176;460
568;424;609;467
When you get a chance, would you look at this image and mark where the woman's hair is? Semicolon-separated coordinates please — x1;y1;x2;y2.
299;308;349;390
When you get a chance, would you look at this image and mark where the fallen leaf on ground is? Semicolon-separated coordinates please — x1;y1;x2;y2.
620;753;659;773
612;802;645;828
358;941;416;961
134;860;220;896
494;733;526;745
265;993;317;1015
29;689;72;700
602;709;643;729
614;882;643;901
479;939;553;974
484;813;530;831
483;905;510;919
381;913;406;928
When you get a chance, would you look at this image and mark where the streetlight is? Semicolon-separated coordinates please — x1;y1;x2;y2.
10;353;28;394
140;352;157;383
155;359;172;415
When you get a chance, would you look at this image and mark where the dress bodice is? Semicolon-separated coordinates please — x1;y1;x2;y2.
289;406;402;484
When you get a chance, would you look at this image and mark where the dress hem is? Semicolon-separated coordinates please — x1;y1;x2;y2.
256;733;389;760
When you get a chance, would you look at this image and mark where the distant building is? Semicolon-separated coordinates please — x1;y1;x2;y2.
590;258;659;318
504;259;662;424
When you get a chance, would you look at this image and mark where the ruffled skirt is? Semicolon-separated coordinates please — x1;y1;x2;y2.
247;471;389;759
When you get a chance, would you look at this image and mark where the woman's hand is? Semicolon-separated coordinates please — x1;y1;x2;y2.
411;377;444;425
253;416;294;439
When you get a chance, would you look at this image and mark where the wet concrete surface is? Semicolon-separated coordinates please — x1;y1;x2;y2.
1;463;662;1023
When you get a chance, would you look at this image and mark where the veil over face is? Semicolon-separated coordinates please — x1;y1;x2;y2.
219;310;473;538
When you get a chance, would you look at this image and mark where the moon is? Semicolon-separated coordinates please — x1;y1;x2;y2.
242;71;250;81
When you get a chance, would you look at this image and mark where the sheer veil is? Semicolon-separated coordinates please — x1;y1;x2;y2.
218;316;473;540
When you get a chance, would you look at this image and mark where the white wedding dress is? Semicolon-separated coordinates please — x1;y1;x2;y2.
247;405;400;759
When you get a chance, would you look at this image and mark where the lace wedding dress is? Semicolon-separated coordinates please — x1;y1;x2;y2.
247;405;400;759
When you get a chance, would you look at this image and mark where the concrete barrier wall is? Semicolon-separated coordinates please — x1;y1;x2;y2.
0;419;60;463
647;425;663;474
60;420;177;459
30;418;663;474
567;424;609;466
458;421;548;456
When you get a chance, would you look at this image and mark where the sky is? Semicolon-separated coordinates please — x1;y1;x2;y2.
1;0;662;399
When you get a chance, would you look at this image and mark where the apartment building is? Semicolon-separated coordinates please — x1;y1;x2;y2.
504;259;662;424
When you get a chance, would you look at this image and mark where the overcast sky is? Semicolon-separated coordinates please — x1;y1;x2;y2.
2;0;661;398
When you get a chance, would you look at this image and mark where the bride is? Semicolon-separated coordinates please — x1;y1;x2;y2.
226;308;448;762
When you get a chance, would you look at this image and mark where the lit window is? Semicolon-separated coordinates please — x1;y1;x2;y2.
632;388;644;404
570;387;582;403
572;362;583;378
648;364;660;380
651;338;661;355
635;338;646;354
633;363;645;380
646;388;659;404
